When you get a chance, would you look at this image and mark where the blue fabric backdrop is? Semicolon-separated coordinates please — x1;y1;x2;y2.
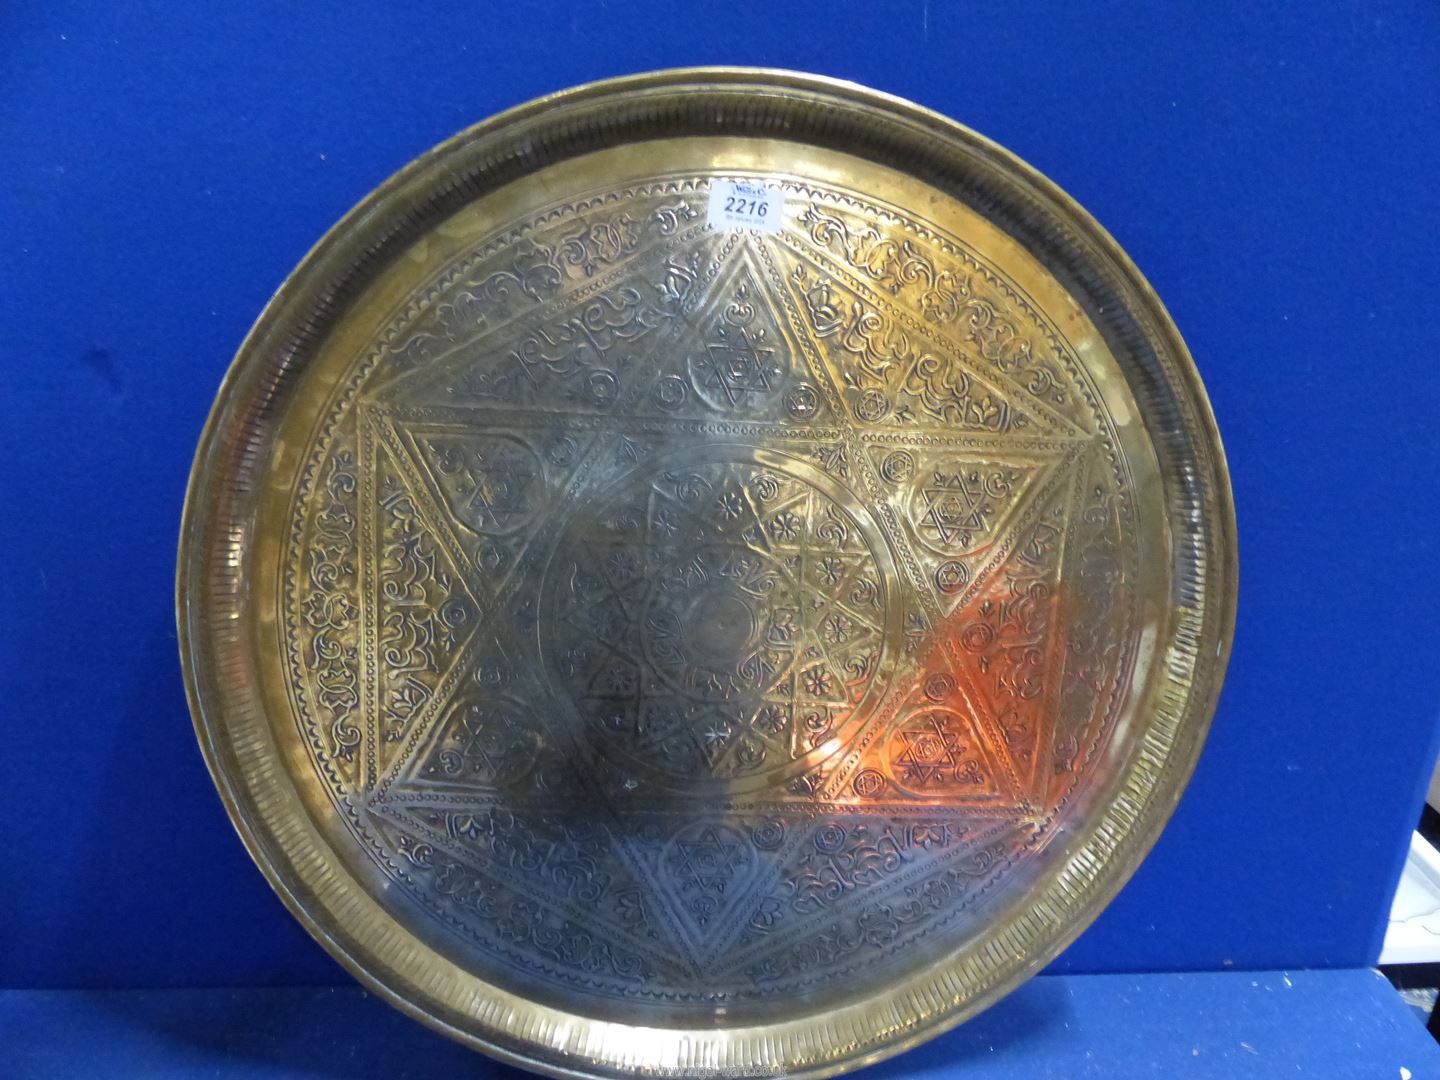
3;1;1438;989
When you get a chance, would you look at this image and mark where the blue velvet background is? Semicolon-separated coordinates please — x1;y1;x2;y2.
3;1;1438;990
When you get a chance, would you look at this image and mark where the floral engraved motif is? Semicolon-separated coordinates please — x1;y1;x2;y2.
376;468;472;744
744;833;1012;986
387;197;707;386
651;199;700;235
387;240;564;371
743;820;959;948
426;695;540;787
1054;479;1127;777
303;448;361;762
447;255;700;408
443;808;615;904
793;264;1016;431
799;206;1068;407
558;212;642;277
951;504;1070;784
400;835;651;983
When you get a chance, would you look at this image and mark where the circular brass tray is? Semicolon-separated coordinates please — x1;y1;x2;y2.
179;70;1235;1078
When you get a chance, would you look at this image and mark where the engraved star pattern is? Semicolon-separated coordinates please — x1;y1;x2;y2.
894;713;965;785
283;191;1135;1004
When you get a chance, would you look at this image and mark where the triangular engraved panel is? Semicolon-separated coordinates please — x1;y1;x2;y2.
380;631;560;800
365;192;713;402
812;660;1024;807
660;235;838;425
948;466;1083;800
395;230;842;427
718;816;1029;982
874;699;1014;804
865;438;1077;617
361;428;482;776
612;814;797;968
389;415;599;599
1046;447;1134;808
787;201;1091;435
781;247;1077;437
367;807;676;987
292;424;364;787
392;232;719;413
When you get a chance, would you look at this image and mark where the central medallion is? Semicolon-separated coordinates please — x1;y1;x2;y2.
544;450;897;788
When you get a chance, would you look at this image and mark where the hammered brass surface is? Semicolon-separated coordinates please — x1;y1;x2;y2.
179;71;1235;1079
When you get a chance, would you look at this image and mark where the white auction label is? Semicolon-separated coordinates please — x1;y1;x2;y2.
707;180;784;233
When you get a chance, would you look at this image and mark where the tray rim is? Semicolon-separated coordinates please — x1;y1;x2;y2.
177;66;1238;1079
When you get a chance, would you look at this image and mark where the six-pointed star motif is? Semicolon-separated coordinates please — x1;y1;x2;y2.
894;712;968;786
333;227;1100;992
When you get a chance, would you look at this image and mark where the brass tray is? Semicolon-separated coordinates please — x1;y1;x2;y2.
178;70;1235;1078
